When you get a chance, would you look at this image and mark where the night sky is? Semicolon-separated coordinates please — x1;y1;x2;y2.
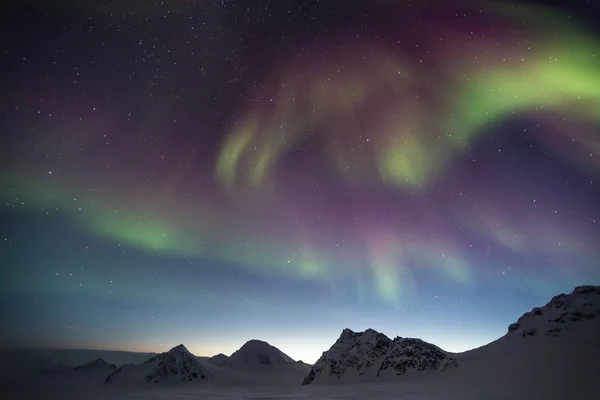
1;0;599;363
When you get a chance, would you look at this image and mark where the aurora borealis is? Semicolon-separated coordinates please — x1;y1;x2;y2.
1;0;599;363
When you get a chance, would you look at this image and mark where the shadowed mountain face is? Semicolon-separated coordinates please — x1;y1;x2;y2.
73;358;116;373
207;353;229;366
229;340;295;366
105;345;212;384
302;329;456;385
205;339;311;378
378;337;458;377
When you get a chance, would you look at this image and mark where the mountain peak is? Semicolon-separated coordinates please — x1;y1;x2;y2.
239;339;271;349
168;344;193;356
73;357;117;372
340;328;356;339
207;352;230;366
339;328;381;341
107;345;212;384
303;328;455;385
227;339;295;368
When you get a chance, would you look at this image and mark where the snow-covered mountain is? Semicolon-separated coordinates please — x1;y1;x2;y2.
213;340;301;372
105;344;212;384
4;286;600;398
0;348;156;382
68;358;118;384
207;353;229;366
506;285;600;338
294;360;312;372
229;339;294;367
303;285;600;389
73;358;116;373
438;285;600;398
303;328;457;385
199;342;311;387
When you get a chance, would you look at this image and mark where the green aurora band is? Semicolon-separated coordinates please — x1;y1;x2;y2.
216;3;600;191
3;1;600;307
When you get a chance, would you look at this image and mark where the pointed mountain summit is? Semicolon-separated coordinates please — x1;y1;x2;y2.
167;344;194;358
302;328;456;385
105;344;212;384
73;358;117;372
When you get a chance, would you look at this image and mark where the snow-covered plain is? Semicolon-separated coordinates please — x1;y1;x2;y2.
4;326;599;400
2;286;600;399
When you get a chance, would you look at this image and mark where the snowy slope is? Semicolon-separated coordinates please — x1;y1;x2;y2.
506;285;600;338
440;288;600;400
303;328;456;384
74;358;117;374
219;339;308;374
67;358;118;384
229;339;294;366
105;344;212;384
3;285;599;399
295;360;312;372
207;353;229;366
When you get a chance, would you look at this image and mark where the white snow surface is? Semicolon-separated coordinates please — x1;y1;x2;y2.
215;339;310;375
506;285;600;338
2;285;599;399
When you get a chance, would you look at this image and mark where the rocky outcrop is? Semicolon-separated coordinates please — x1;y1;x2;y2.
302;328;456;385
377;338;457;376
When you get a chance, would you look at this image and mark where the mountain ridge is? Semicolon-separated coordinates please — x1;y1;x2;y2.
302;328;457;385
18;285;600;388
301;285;600;385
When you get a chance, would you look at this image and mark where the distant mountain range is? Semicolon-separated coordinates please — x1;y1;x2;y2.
2;285;599;392
74;358;116;374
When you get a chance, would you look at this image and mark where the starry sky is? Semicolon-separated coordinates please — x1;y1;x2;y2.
1;0;599;364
